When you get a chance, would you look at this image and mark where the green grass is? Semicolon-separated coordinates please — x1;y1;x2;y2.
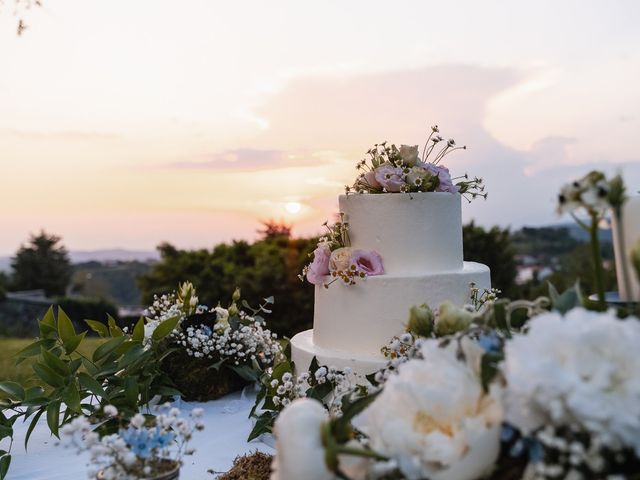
0;337;104;388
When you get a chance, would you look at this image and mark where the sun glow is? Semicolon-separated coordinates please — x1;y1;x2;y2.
285;202;302;214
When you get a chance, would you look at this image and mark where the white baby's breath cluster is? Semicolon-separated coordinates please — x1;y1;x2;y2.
142;292;186;348
503;308;640;456
59;405;204;480
270;371;308;409
173;308;281;366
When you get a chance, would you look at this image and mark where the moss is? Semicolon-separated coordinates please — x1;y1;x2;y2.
215;451;273;480
161;348;249;402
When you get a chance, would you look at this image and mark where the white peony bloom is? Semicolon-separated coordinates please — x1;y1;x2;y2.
357;339;503;480
502;307;640;455
271;398;333;480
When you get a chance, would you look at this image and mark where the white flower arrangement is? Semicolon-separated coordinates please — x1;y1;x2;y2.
269;306;640;479
59;405;204;480
503;308;640;456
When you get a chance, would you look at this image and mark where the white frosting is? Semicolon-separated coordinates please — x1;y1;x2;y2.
340;192;463;275
291;330;387;375
292;262;490;365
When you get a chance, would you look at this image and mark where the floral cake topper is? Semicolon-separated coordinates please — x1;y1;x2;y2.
346;125;487;202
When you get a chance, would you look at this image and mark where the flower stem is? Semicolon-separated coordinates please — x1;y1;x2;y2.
589;212;606;307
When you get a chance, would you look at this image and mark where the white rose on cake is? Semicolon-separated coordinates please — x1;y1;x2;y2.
329;247;353;272
356;339;503;480
399;144;420;166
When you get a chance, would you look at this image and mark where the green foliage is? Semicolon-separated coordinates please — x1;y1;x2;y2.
10;231;72;297
511;226;581;258
463;222;518;298
0;306;179;479
69;261;151;305
519;243;617;300
54;297;119;334
138;236;317;338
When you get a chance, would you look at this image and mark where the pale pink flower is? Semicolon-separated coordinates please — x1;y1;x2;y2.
351;250;384;276
374;163;405;192
306;244;331;285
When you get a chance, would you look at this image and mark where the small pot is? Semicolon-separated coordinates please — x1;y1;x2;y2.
97;461;180;480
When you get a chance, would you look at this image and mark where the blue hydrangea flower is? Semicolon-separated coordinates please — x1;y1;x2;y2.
478;332;502;353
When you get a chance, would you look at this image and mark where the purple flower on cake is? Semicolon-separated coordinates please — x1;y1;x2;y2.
351;249;384;276
374;163;405;193
425;163;459;193
306;244;331;285
362;170;381;189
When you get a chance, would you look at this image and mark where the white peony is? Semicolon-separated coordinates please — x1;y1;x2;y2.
502;307;640;455
271;398;333;480
357;339;503;480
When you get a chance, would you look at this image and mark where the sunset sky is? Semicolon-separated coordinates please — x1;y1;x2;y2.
1;0;639;255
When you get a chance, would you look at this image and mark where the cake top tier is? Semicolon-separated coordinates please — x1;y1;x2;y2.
339;192;463;275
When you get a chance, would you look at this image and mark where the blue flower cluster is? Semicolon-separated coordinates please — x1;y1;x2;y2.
120;426;175;459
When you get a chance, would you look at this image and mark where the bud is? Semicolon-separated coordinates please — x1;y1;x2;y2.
228;303;239;317
406;303;434;337
232;287;241;303
435;301;474;336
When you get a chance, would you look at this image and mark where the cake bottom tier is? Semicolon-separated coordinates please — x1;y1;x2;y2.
291;261;490;375
291;329;388;375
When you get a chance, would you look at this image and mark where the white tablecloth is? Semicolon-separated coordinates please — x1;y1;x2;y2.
5;390;274;479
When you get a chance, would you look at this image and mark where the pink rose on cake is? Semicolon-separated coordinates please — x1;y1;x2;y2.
351;249;384;276
306;244;331;285
374;163;405;193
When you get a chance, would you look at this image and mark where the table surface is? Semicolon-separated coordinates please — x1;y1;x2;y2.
4;389;274;480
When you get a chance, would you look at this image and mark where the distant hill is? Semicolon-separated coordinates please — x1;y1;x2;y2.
0;249;159;272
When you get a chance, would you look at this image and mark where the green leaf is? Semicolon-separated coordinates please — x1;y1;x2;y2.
62;384;81;413
24;386;45;401
23;409;44;450
493;300;511;338
107;314;124;337
46;401;61;437
117;344;145;370
38;306;57;338
41;349;69;377
92;336;127;362
32;363;65;388
78;372;106;398
0;382;25;401
228;364;260;382
85;320;109;338
0;454;11;480
15;339;54;361
151;315;180;342
550;282;584;314
63;332;86;355
124;378;139;408
247;412;275;442
57;307;76;343
132;316;145;343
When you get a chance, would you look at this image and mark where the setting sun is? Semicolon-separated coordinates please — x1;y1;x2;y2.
285;202;302;214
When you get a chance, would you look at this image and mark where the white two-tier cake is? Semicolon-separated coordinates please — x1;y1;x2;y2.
291;191;491;374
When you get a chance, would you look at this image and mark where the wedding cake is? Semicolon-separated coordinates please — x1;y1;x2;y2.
291;191;491;374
